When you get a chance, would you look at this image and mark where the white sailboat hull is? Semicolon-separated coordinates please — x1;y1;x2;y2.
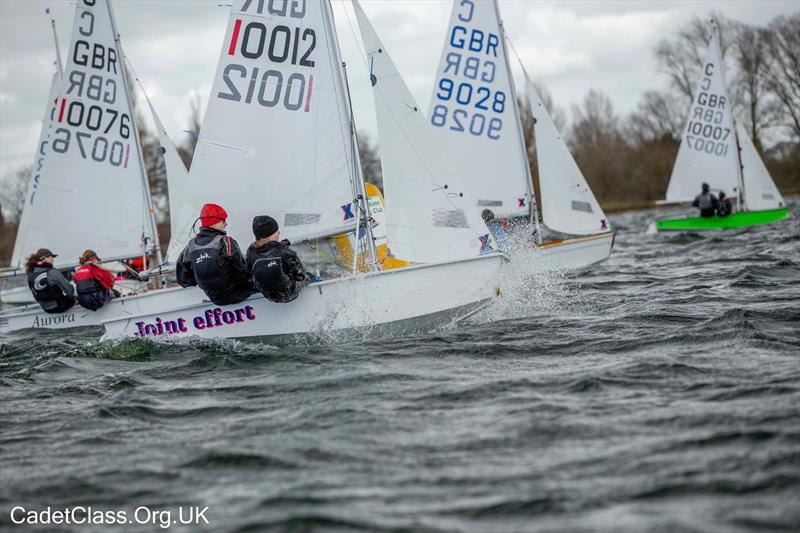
0;285;205;334
528;232;614;272
0;279;143;306
100;254;504;343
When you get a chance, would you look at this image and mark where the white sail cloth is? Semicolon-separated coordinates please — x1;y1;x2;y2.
12;0;154;269
526;77;608;235
665;29;739;203
428;0;529;219
353;0;493;264
168;0;358;259
11;73;62;268
737;123;785;211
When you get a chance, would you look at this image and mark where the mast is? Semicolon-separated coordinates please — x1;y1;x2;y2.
106;0;163;270
324;0;378;272
493;0;542;243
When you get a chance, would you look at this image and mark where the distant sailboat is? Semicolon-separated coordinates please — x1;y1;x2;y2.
654;22;788;231
101;0;503;342
430;0;614;271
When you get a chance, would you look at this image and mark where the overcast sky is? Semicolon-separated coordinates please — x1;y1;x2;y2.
1;0;797;180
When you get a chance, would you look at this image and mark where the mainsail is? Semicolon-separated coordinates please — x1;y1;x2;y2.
429;0;530;219
11;73;62;268
665;27;739;203
526;77;608;235
167;0;359;260
737;123;785;211
13;0;157;269
353;0;493;264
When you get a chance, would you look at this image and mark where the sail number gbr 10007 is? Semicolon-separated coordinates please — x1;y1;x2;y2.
218;19;316;112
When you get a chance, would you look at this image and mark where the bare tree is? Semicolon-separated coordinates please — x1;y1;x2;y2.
178;93;203;170
762;14;800;140
0;165;32;224
357;131;382;192
627;90;684;143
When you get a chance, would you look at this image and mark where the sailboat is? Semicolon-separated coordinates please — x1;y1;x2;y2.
100;0;503;342
654;22;788;232
429;0;613;271
0;0;197;333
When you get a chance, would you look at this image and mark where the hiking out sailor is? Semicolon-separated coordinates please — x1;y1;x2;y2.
73;249;118;311
717;191;733;217
246;215;313;303
692;182;719;218
481;209;509;251
25;248;75;314
176;203;256;306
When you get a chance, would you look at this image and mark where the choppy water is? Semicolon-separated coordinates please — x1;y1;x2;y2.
2;200;799;532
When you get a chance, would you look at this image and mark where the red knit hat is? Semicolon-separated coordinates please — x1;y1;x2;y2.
200;203;227;227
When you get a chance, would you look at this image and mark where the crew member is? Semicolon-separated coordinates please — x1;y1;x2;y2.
246;215;313;303
717;191;733;217
481;209;509;251
25;248;75;314
176;203;255;306
692;182;719;218
73;249;118;311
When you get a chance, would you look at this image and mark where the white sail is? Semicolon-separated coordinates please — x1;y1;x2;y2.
353;0;493;264
665;28;739;203
428;0;530;219
168;0;358;259
526;77;608;235
737;123;784;211
11;73;62;269
145;100;188;240
12;0;155;269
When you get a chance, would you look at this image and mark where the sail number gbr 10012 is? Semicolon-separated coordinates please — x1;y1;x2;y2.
218;19;316;112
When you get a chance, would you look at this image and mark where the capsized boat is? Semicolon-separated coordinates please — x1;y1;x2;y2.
654;22;788;232
101;0;504;342
0;0;188;331
429;0;613;270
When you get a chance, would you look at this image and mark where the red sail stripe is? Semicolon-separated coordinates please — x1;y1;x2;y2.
228;19;242;56
304;75;314;112
58;98;66;123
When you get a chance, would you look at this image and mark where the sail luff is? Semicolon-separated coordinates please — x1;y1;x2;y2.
491;0;542;242
107;2;162;267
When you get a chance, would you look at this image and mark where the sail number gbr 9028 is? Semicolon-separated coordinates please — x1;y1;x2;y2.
431;0;505;140
218;1;315;112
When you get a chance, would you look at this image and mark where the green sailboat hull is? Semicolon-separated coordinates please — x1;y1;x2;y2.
655;207;789;231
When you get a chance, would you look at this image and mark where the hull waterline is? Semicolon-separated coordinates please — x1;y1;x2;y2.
654;208;789;232
522;231;614;272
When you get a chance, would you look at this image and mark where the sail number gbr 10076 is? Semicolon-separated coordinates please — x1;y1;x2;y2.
218;18;316;112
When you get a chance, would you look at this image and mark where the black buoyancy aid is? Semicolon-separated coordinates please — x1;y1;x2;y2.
697;193;713;210
182;233;231;294
249;242;297;302
28;266;60;304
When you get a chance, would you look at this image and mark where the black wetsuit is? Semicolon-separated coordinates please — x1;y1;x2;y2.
176;227;256;306
27;265;76;313
246;239;312;303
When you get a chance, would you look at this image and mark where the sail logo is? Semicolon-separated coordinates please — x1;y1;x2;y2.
341;203;354;220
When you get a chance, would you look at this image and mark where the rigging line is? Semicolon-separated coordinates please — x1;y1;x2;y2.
342;2;371;70
505;33;534;87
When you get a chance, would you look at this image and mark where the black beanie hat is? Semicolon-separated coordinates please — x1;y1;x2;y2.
253;215;279;239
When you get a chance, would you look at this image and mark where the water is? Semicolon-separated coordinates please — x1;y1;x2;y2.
1;200;799;532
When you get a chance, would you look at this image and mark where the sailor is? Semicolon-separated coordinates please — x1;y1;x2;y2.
73;249;118;311
692;182;719;218
25;248;76;314
176;203;256;306
481;209;509;251
717;191;733;217
246;215;313;303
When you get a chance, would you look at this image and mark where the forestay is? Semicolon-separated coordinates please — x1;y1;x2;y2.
353;0;493;264
429;0;529;219
12;0;155;270
737;123;784;211
11;73;62;269
665;28;738;203
168;0;358;259
526;77;608;235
